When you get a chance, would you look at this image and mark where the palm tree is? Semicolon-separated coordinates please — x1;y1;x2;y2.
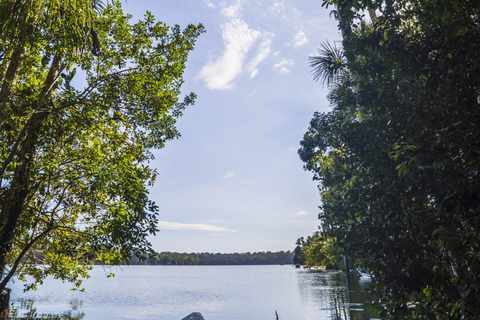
309;41;347;87
310;3;379;88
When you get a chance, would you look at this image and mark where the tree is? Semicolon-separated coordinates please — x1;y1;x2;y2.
293;238;306;265
309;41;347;86
301;0;480;318
0;0;104;118
297;232;343;270
0;1;204;315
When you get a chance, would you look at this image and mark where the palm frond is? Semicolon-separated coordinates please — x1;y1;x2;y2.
309;41;347;87
329;10;340;21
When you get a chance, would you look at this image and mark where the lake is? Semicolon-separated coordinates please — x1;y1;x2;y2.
9;265;378;320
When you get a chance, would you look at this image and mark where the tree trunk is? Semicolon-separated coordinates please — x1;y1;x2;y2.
368;9;378;23
336;5;352;42
0;112;45;282
0;289;9;319
0;18;27;127
0;53;63;294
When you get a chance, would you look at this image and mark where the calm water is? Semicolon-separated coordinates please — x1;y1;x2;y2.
9;265;377;320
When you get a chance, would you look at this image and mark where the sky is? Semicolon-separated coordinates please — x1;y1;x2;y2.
120;0;341;253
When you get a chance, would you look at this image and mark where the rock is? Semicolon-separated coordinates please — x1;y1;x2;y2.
181;312;205;320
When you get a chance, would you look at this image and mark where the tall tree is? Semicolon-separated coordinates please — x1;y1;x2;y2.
0;1;204;315
302;0;480;318
0;0;104;120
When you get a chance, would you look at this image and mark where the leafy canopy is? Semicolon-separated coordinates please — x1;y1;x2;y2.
0;1;204;292
300;0;480;318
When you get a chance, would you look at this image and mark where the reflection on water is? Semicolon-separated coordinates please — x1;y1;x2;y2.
296;270;377;320
9;266;378;320
9;298;85;319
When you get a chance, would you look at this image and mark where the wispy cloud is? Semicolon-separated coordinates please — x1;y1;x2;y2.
295;210;308;216
196;19;261;90
289;30;309;49
204;0;215;8
245;89;258;100
247;33;274;78
197;0;275;89
221;0;245;18
223;171;235;179
268;2;286;17
273;58;294;74
158;221;236;232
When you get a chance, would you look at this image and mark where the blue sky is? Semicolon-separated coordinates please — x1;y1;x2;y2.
121;0;341;253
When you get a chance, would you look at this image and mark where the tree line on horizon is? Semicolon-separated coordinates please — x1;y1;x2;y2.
129;251;294;266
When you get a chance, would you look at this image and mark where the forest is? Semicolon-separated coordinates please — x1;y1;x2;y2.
296;0;480;318
129;251;294;266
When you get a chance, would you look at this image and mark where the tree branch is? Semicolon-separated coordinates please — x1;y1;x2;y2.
0;226;52;291
51;67;139;112
0;52;65;182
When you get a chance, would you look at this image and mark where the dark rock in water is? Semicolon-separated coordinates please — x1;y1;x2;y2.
181;312;205;320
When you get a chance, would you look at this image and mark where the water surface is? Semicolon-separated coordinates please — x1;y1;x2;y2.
10;265;376;320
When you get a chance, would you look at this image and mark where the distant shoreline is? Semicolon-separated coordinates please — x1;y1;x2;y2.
127;250;294;266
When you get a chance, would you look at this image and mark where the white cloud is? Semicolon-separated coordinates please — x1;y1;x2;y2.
273;58;294;74
245;89;258;100
268;2;286;17
295;210;308;216
221;0;245;18
158;221;237;232
197;0;276;89
196;19;261;90
246;33;274;79
289;30;309;49
204;0;215;8
223;171;235;179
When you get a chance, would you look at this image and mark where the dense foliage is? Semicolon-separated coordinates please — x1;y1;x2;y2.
130;252;200;266
300;0;480;318
295;233;343;270
0;0;204;301
293;244;306;266
130;251;294;266
192;251;294;265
